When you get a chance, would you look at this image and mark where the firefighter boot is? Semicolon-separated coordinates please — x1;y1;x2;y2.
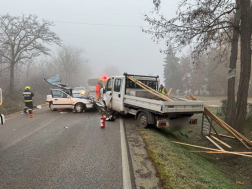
23;107;28;114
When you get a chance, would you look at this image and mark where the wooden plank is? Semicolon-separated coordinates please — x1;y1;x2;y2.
211;132;236;139
220;119;252;146
189;151;252;154
210;135;232;149
127;76;174;102
168;88;172;95
206;136;225;151
172;141;220;151
184;95;191;100
172;141;252;157
204;108;251;150
188;92;252;148
208;107;252;145
204;113;221;139
189;92;198;100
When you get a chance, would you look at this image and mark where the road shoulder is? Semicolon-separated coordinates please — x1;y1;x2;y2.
124;117;160;189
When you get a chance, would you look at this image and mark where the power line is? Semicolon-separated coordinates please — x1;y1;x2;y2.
52;20;151;28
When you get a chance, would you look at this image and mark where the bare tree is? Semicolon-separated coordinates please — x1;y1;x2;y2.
0;14;61;92
226;1;241;126
144;0;252;132
144;0;235;58
53;45;88;86
233;0;251;132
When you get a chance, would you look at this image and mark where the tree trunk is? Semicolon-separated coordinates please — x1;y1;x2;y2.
9;62;15;93
234;0;251;133
226;7;241;126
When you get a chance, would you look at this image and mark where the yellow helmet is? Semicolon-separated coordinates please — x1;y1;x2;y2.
25;86;31;90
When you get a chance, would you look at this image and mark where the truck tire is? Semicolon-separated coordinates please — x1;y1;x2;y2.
49;102;56;111
75;103;84;113
137;112;148;128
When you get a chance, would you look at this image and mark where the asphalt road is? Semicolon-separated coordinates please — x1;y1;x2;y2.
0;108;124;189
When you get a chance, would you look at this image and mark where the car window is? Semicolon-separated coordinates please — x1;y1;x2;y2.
52;90;67;98
106;79;112;91
114;79;121;92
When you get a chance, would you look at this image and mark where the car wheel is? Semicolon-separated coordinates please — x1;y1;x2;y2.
75;103;84;113
137;112;148;128
49;102;56;111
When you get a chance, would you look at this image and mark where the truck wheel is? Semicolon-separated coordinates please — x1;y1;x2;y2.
137;112;148;128
75;103;84;113
49;102;56;111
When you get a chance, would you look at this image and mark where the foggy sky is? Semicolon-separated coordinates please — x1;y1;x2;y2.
1;0;178;84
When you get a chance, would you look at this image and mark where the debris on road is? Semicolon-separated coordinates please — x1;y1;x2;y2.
64;127;68;129
60;112;68;114
236;181;244;185
106;115;115;121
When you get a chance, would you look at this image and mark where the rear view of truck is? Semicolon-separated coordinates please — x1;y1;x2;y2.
0;88;5;125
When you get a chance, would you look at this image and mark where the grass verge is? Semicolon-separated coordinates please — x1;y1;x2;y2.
138;109;252;189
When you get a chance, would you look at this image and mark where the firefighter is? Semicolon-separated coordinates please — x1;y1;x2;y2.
96;82;101;100
162;87;167;95
159;84;164;93
23;86;34;115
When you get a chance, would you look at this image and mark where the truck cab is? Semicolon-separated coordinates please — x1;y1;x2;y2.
0;88;5;124
103;76;124;113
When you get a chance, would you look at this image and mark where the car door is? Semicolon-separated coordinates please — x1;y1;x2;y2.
51;90;72;109
111;78;123;112
103;78;113;109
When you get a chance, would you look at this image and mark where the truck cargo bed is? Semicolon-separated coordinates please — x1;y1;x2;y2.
124;94;204;114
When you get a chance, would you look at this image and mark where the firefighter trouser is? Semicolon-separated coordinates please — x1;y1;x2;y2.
96;91;99;98
24;101;33;114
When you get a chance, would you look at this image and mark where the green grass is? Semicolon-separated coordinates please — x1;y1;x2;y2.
138;108;252;189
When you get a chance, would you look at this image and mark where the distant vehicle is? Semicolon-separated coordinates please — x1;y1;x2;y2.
73;87;89;96
46;89;93;113
0;88;5;124
88;76;109;92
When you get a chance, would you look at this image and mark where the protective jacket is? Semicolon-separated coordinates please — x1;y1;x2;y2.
162;88;166;95
23;91;34;102
96;84;101;98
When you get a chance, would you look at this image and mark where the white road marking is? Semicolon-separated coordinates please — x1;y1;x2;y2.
120;118;132;189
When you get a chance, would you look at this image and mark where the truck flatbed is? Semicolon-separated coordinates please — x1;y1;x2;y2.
124;94;204;114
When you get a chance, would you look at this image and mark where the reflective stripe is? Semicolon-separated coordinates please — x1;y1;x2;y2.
29;109;32;110
24;100;33;102
24;106;27;108
23;92;31;95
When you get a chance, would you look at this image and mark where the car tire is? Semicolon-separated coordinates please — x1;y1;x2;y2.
75;103;84;113
49;102;56;111
137;112;148;128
